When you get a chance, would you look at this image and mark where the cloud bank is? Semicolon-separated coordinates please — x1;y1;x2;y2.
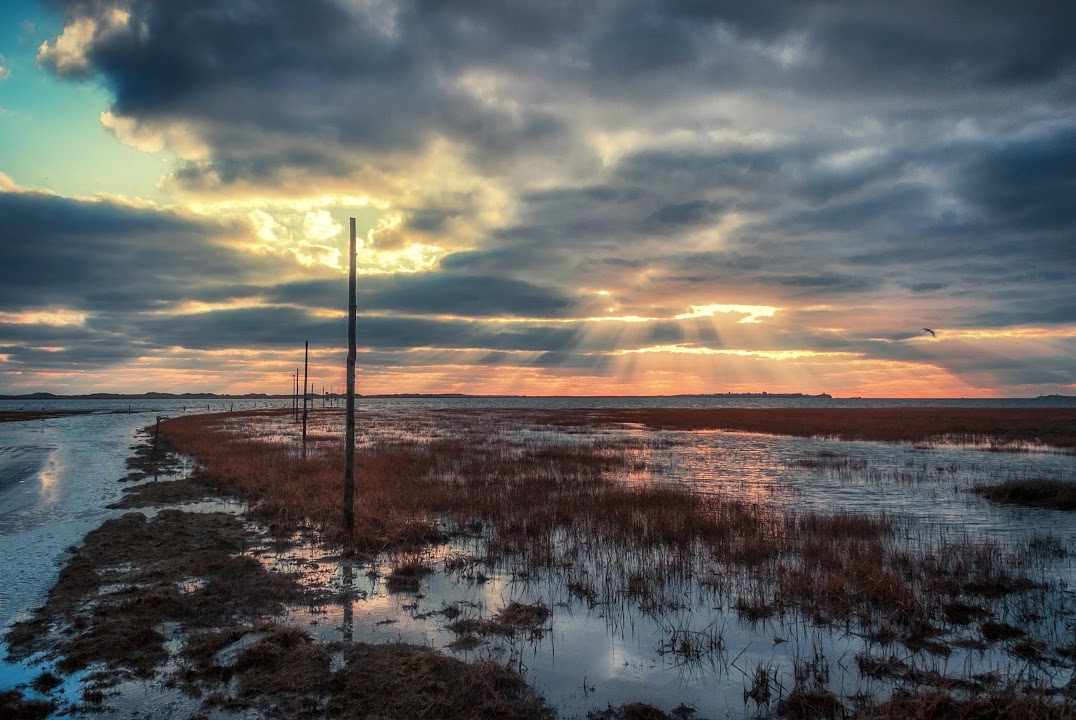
2;0;1073;395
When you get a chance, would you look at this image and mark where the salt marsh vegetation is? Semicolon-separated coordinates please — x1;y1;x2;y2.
7;405;1074;718
150;406;1076;718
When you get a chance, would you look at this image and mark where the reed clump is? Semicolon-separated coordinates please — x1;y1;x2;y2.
179;623;551;720
385;562;433;593
0;690;56;720
974;478;1076;510
851;688;1076;719
448;602;551;638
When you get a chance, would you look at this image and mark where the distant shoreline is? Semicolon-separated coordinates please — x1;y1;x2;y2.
1;391;1072;401
1;391;837;400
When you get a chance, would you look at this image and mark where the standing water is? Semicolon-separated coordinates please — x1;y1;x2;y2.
1;396;1075;717
0;400;289;696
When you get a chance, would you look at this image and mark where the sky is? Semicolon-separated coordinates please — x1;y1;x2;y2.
0;1;1074;398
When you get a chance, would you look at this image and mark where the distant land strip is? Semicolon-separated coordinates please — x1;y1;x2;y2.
0;391;835;400
0;409;98;423
526;407;1076;449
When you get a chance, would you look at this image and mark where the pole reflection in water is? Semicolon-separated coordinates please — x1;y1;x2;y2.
341;563;354;643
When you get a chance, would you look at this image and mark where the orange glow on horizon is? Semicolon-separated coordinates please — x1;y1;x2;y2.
1;346;1033;399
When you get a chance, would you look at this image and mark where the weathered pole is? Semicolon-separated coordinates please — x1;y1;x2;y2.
343;217;357;537
302;341;309;460
294;370;299;421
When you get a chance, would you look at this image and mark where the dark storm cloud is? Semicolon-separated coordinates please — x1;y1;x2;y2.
531;351;612;373
0;341;142;369
42;0;579;184
26;0;1076;392
645;201;726;229
43;0;1076;187
267;274;574;318
0;190;269;312
647;322;684;344
131;307;339;350
973;301;1076;327
960;127;1076;232
804;2;1076;90
131;307;581;354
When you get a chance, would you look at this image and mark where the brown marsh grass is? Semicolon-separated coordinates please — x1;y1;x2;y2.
5;509;298;678
852;687;1076;720
974;478;1076;510
0;689;56;720
158;407;1074;669
524;407;1076;450
179;623;551;720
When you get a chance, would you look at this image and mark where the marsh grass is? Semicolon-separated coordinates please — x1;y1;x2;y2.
448;601;551;639
0;689;56;720
853;687;1076;719
156;407;1076;714
159;410;1073;647
520;408;1076;450
107;475;219;508
385;561;434;593
974;478;1076;510
178;623;551;720
5;509;298;678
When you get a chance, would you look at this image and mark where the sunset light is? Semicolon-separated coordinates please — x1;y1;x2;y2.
1;1;1073;398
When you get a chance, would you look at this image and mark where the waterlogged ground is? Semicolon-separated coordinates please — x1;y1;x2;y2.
0;400;282;714
2;402;1076;718
228;407;1076;717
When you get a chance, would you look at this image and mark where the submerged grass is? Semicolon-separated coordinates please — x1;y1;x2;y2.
181;623;551;720
149;407;1076;716
0;689;56;720
158;410;1074;656
852;688;1076;719
5;508;298;678
974;478;1076;510
525;407;1076;450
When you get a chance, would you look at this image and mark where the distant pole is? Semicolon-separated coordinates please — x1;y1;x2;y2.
293;370;299;421
302;341;309;459
343;217;357;537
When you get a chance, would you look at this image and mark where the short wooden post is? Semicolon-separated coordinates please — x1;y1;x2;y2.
302;341;309;460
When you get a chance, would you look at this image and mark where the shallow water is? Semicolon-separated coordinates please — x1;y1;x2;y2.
254;407;1076;717
1;397;1075;718
0;401;290;709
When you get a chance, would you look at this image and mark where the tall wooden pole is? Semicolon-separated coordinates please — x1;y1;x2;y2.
302;341;309;460
343;217;357;537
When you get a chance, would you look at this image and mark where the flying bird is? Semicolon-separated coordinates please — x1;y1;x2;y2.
920;328;936;338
